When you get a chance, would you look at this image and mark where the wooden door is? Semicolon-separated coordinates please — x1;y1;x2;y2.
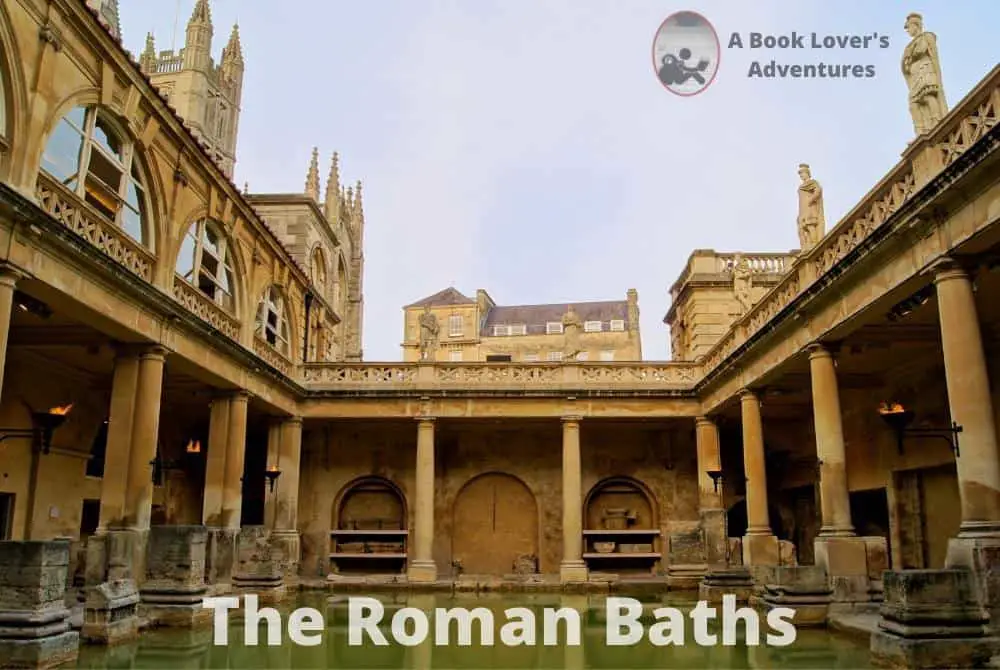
452;473;537;575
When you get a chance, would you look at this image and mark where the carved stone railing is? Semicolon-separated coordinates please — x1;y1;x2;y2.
172;277;241;341
697;66;1000;380
302;362;701;392
716;253;793;275
35;173;154;283
254;336;293;377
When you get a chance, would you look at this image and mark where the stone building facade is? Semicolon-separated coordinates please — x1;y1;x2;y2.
402;287;642;362
0;2;999;666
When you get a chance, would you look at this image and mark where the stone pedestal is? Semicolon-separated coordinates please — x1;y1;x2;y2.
946;535;1000;631
269;530;301;582
700;508;727;566
815;535;874;606
755;565;832;626
232;526;286;604
666;529;707;588
742;532;779;567
699;566;754;604
80;580;139;645
204;527;239;593
139;526;210;627
871;569;998;669
0;541;79;669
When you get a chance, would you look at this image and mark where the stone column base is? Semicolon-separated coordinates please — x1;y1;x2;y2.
814;535;874;604
140;526;211;627
945;533;1000;631
871;569;997;669
408;559;438;583
269;530;301;581
233;526;287;604
699;566;754;604
0;633;80;670
755;566;832;627
666;563;706;589
742;533;779;567
559;560;589;584
204;527;239;586
81;579;140;645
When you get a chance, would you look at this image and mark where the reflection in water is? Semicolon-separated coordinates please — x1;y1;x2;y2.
76;592;873;669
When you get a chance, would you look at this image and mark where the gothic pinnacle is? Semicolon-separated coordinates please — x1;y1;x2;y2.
305;147;321;202
324;152;341;218
223;22;243;64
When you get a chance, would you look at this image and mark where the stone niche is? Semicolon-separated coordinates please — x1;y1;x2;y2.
0;540;79;669
583;477;660;575
139;526;210;627
330;476;408;576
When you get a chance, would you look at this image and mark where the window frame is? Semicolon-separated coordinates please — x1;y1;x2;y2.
546;321;563;334
599;350;615;362
40;105;150;247
547;351;563;362
523;352;539;363
448;348;463;362
257;286;291;356
610;319;625;332
584;320;603;333
448;314;463;337
177;219;236;312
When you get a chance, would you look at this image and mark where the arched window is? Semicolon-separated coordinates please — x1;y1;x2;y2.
256;286;290;355
311;247;327;289
0;50;7;141
176;219;235;311
40;106;148;245
335;255;347;312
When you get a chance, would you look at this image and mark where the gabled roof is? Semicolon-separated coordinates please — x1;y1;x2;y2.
405;287;476;309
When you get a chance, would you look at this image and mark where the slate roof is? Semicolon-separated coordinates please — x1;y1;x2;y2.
405;287;476;309
481;301;627;337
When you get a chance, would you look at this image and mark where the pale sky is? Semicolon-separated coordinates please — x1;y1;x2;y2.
119;1;1000;362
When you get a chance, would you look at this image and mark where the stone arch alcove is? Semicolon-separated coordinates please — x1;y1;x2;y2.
330;476;408;574
584;476;657;531
451;472;538;576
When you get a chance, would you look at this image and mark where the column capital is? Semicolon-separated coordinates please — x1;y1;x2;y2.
806;342;836;360
0;265;26;287
416;415;436;424
929;256;971;284
282;416;303;427
137;344;169;362
738;388;759;401
561;415;583;424
695;416;717;429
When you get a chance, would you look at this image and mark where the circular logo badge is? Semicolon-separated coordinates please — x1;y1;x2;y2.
652;11;720;96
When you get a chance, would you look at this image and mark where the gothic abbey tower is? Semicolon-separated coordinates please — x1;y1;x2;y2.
131;0;245;178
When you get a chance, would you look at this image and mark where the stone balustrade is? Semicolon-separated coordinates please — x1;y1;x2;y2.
302;361;702;392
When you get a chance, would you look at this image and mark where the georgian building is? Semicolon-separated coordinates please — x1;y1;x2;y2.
1;1;1000;665
401;288;642;362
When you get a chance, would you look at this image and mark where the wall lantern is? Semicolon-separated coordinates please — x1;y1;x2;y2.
707;469;724;493
0;404;73;455
264;464;282;492
878;401;962;457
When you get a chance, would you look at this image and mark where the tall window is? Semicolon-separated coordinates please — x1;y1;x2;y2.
311;248;327;289
0;54;7;141
40;106;148;245
257;286;290;355
176;220;235;311
449;314;463;337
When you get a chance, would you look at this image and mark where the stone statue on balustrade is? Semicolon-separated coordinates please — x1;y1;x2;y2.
733;254;753;315
902;12;947;136
562;305;582;360
797;164;825;253
418;306;439;361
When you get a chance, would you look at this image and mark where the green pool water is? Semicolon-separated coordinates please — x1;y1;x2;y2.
75;592;874;669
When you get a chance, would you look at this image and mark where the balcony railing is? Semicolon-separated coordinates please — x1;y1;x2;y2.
172;277;241;341
254;336;293;377
35;173;154;283
302;362;701;392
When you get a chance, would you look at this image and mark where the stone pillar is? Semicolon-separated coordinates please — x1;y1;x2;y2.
221;391;249;529
201;395;231;528
0;541;78;667
202;395;236;591
97;348;141;532
934;262;1000;536
123;346;167;531
408;417;437;583
740;390;779;567
0;268;21;404
695;416;727;563
271;416;303;579
808;344;874;605
560;416;588;583
934;261;1000;628
139;526;210;626
808;345;854;536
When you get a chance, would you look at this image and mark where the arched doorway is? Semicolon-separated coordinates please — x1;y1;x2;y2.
452;473;538;575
